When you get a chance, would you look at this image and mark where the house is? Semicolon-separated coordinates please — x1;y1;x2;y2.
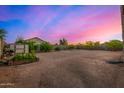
24;37;47;52
9;37;47;53
24;37;47;45
9;44;29;54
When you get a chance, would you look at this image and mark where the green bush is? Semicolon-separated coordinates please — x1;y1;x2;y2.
82;41;100;50
54;46;61;51
67;45;76;50
54;45;68;51
93;42;100;49
103;40;123;51
27;41;36;53
83;41;95;49
84;41;94;49
53;40;123;51
13;53;38;62
76;44;84;49
40;42;53;52
75;42;100;50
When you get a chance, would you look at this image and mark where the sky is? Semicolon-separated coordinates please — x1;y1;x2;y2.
0;5;122;44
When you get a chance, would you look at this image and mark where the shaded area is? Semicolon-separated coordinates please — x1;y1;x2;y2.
107;60;123;64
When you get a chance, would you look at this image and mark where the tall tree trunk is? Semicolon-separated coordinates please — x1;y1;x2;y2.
0;38;2;59
120;5;124;62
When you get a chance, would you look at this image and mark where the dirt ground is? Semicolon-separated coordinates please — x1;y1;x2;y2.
0;50;123;88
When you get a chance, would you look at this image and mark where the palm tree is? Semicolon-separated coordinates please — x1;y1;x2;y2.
0;29;7;39
0;29;7;58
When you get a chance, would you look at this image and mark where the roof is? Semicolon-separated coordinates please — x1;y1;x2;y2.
8;37;48;45
25;37;45;42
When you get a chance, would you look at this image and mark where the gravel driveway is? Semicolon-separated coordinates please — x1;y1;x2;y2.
0;50;123;88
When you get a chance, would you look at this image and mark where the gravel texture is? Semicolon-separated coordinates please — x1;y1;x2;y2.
0;50;123;88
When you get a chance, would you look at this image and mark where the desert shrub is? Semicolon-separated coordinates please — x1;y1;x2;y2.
76;44;84;49
54;46;61;51
40;42;53;52
83;41;101;50
67;45;76;50
84;41;94;49
54;45;68;51
13;53;38;62
74;41;101;50
103;40;123;51
100;43;108;50
93;42;101;49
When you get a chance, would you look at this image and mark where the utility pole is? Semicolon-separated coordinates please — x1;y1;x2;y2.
120;5;124;62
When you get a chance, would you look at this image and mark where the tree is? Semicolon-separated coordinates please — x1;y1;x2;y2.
85;41;94;49
104;40;123;51
0;29;7;39
40;42;53;52
94;41;100;49
27;41;36;53
59;38;68;45
0;29;7;58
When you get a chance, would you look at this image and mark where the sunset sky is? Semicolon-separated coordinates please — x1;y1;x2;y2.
0;5;122;44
